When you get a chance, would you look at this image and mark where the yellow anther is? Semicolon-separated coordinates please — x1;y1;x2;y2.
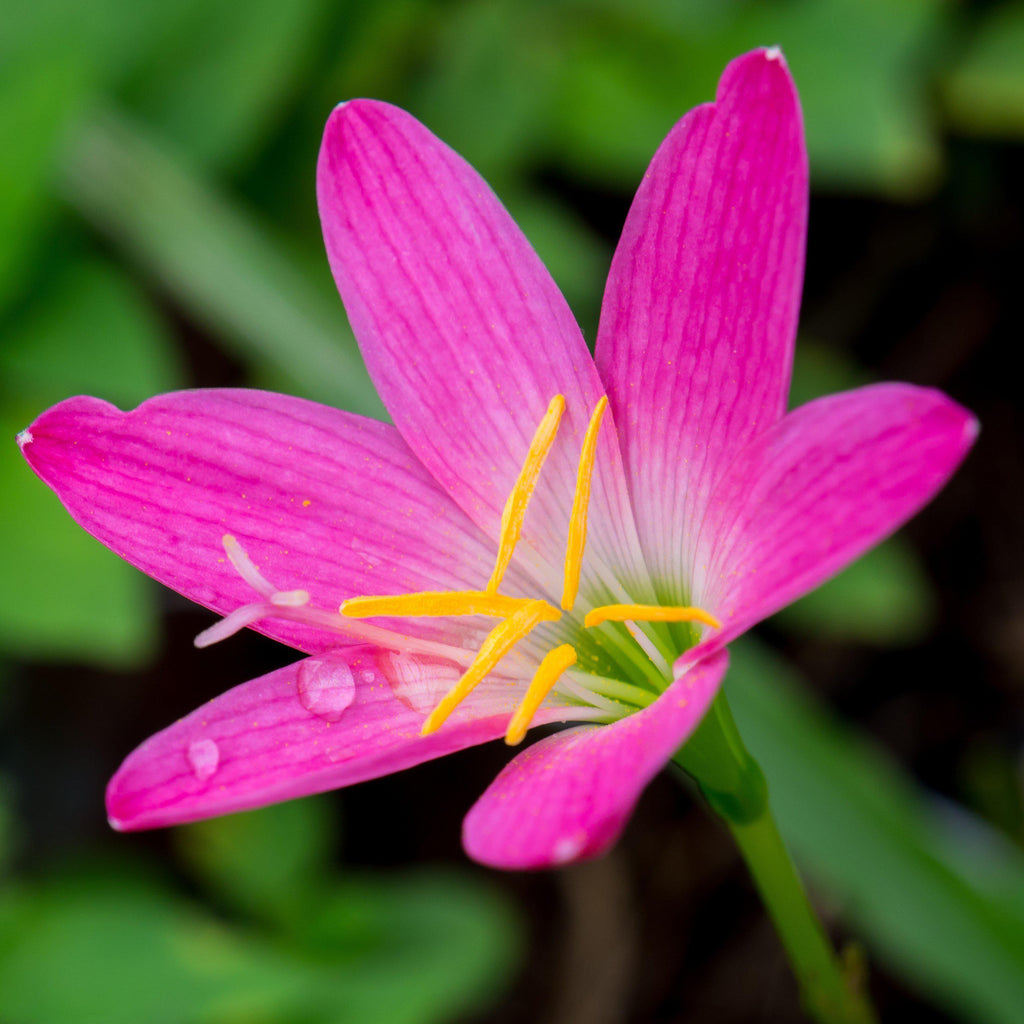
584;604;722;630
341;590;532;620
562;396;608;611
504;644;577;746
421;600;560;736
486;394;566;593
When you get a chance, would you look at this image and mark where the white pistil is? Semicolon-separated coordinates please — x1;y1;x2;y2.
195;601;274;648
197;535;474;665
223;534;276;596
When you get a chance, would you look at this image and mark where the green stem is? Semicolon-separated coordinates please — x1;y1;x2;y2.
674;692;876;1024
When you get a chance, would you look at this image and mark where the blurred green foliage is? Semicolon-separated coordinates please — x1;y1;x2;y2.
0;802;519;1024
728;639;1024;1024
1;1;1022;1022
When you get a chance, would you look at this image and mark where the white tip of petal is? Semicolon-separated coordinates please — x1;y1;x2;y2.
16;429;34;450
552;833;585;865
764;46;783;62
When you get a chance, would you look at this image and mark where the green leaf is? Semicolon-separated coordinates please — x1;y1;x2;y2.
413;0;558;185
0;256;183;407
734;0;946;198
775;540;936;644
508;190;611;339
0;402;159;667
178;804;523;1023
727;638;1024;1024
60;106;383;419
176;797;335;928
125;0;331;172
0;53;88;310
788;337;871;411
783;338;937;643
546;0;946;197
0;0;206;311
0;775;15;879
0;257;181;665
299;871;522;1024
0;864;322;1024
0;860;520;1024
943;3;1024;138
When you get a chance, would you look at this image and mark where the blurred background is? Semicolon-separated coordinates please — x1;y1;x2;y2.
1;0;1022;1021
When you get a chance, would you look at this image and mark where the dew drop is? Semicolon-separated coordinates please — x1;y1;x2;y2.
552;833;585;865
298;657;355;722
187;738;220;781
379;651;460;714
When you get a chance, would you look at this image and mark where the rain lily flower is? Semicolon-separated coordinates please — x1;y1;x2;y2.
19;49;974;870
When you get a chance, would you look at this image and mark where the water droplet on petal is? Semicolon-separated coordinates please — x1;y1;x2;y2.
187;738;219;781
552;834;586;865
379;651;460;714
298;657;355;722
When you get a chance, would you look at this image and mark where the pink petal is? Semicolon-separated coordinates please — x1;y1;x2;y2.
594;48;808;601
20;389;501;656
317;101;650;603
462;651;729;869
687;384;977;658
108;646;574;830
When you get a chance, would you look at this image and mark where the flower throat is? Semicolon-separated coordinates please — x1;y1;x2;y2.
200;395;720;744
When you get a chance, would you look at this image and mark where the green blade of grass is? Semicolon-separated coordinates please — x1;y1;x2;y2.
59;105;384;419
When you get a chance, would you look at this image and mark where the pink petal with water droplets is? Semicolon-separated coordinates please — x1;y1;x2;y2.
317;100;651;604
21;389;501;656
683;384;977;663
107;647;574;830
595;48;808;602
462;652;728;869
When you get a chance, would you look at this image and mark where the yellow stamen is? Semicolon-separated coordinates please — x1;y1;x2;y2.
486;394;566;593
561;396;608;611
584;604;722;630
504;644;577;746
421;600;560;735
341;590;533;619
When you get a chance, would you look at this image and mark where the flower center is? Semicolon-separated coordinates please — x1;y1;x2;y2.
195;395;719;742
340;394;720;742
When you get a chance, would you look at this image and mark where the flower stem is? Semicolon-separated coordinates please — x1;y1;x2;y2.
673;691;876;1024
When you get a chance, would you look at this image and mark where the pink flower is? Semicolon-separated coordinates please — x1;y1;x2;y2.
20;49;974;869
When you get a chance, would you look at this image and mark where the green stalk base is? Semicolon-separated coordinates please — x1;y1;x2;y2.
674;691;876;1024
